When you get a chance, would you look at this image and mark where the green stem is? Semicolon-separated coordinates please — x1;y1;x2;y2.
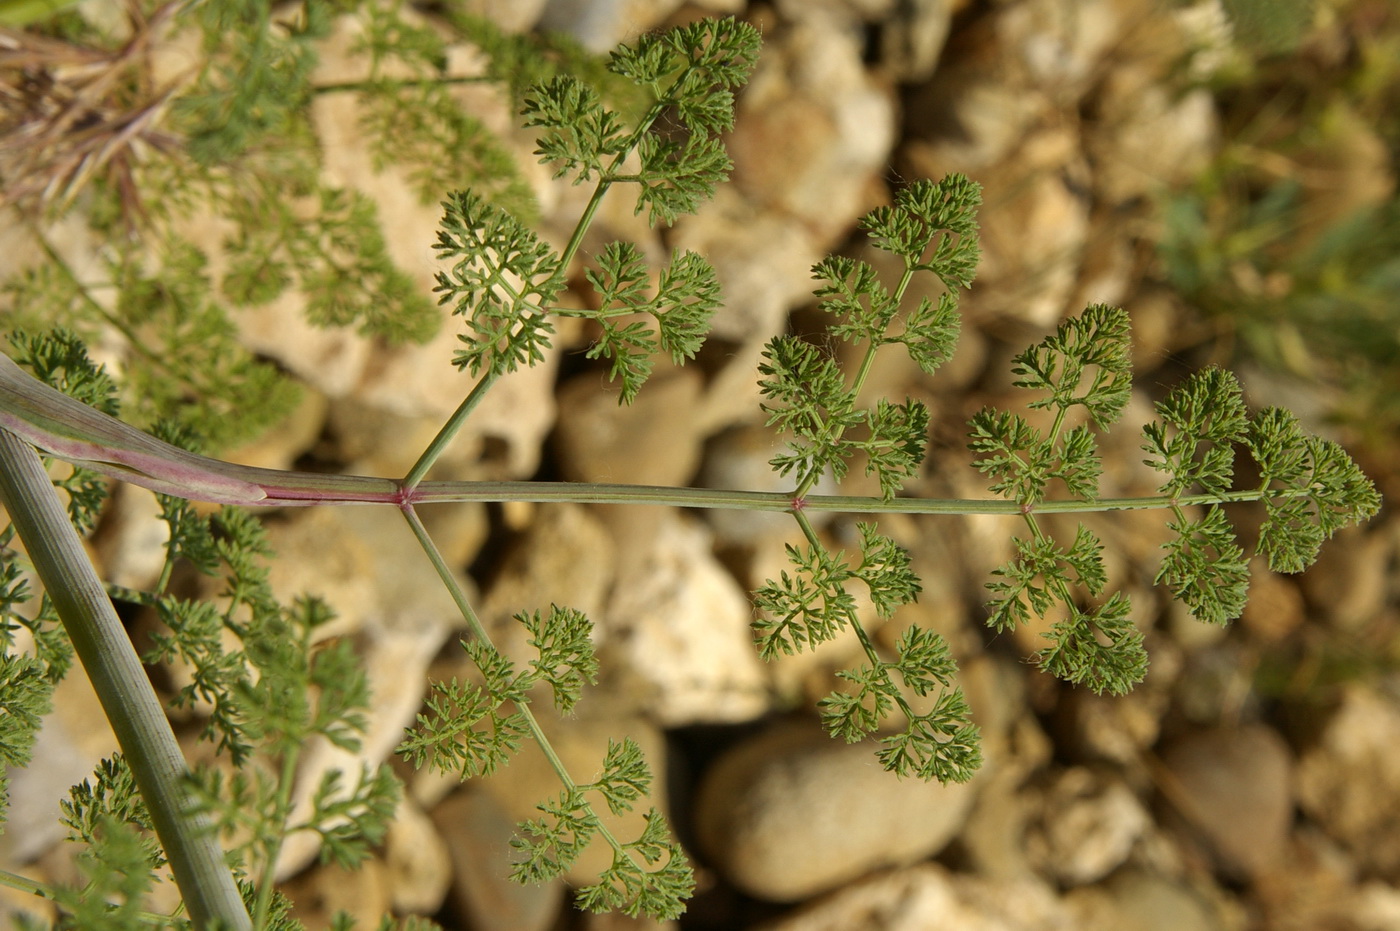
0;429;251;931
251;748;303;929
400;368;497;490
792;265;916;501
398;504;652;879
312;74;495;94
405;481;1300;515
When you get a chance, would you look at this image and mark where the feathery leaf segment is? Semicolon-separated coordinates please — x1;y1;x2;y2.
756;173;984;784
400;17;762;921
972;307;1379;694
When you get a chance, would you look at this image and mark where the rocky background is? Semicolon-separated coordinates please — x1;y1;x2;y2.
3;0;1400;929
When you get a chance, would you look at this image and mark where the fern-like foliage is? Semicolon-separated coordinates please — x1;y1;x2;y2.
761;177;974;501
434;16;756;404
399;604;692;920
970;305;1379;693
404;20;761;921
351;0;540;218
1;11;1384;928
755;174;984;784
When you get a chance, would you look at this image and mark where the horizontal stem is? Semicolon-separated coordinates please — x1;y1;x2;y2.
404;481;1285;516
1;350;1306;517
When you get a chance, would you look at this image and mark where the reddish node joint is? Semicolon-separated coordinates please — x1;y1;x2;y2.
1019;501;1035;515
791;496;808;512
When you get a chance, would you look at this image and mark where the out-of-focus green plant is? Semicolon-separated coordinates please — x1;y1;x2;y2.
0;0;567;452
1161;0;1400;451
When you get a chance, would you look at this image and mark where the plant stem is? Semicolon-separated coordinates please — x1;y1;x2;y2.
398;504;652;877
400;169;618;492
251;747;303;929
0;867;179;925
406;481;1290;515
401;85;664;492
400;370;499;490
0;428;251;931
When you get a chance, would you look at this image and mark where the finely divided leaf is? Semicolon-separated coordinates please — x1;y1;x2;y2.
1012;303;1132;429
875;690;982;783
1141;366;1248;496
1247;407;1381;572
752;543;858;659
1035;592;1146;694
577;244;720;403
524;76;629;181
434;191;564;377
517;605;599;714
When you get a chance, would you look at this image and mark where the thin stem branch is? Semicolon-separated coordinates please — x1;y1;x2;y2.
405;480;1297;515
400;371;498;491
398;503;655;881
401;76;673;492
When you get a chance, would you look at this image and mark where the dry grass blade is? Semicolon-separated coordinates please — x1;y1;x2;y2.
0;0;189;222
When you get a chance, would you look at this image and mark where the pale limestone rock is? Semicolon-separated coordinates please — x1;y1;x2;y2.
907;124;1091;328
258;500;472;631
1159;724;1294;881
727;20;895;246
1300;527;1391;632
1057;675;1173;768
553;369;706;486
92;485;168;591
224;385;330;473
971;145;1093;328
1239;556;1307;645
878;0;958;82
579;908;679;930
957;659;1055;881
262;507;379;641
236;301;372;399
778;0;963;82
434;789;564;931
281;857;392;930
1299;686;1400;881
1025;767;1150;885
1087;66;1217;205
352;326;562;480
673;186;822;347
539;0;688;52
1066;869;1229;931
1352;883;1400;931
384;797;452;915
601;509;768;725
761;863;1072;931
903;73;1048;174
998;0;1123;100
694;720;981;902
480;502;616;648
455;0;551;32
